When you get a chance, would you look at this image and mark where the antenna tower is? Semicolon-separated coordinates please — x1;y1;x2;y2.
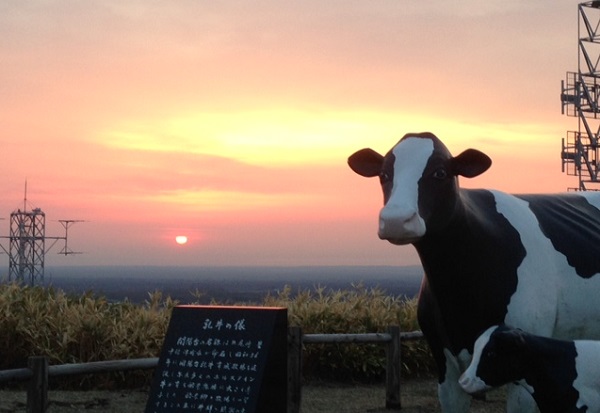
0;183;83;286
561;1;600;190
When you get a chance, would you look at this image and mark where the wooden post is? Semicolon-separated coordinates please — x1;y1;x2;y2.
287;326;302;413
385;326;401;410
27;356;48;413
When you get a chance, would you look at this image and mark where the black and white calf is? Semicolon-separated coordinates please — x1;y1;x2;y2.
459;325;600;413
348;132;600;413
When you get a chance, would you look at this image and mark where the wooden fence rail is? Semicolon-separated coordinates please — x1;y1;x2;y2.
0;327;423;413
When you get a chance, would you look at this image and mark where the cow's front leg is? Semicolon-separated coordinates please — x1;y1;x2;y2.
506;383;538;413
438;349;471;413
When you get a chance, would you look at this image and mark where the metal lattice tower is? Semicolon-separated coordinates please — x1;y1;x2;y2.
0;183;83;286
7;207;46;286
561;1;600;191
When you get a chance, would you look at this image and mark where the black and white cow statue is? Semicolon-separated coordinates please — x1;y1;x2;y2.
460;325;600;413
347;132;600;412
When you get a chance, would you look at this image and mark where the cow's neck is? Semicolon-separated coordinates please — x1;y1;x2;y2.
412;189;524;350
414;189;523;292
413;194;494;289
413;217;484;294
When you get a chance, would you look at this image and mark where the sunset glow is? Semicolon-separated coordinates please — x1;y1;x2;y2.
0;1;577;267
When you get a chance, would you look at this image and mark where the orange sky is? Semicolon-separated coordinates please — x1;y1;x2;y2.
0;1;582;267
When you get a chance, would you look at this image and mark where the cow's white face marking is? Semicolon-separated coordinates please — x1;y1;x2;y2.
378;138;432;244
458;326;496;394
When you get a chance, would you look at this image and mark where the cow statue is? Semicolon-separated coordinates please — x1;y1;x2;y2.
459;324;600;413
347;132;600;413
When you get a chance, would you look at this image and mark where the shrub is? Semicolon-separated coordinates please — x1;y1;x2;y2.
264;283;435;381
0;281;434;388
0;285;176;388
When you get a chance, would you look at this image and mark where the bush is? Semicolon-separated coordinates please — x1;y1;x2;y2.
0;284;176;388
264;283;435;381
0;281;434;387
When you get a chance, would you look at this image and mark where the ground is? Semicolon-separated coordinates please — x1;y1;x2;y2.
0;379;506;413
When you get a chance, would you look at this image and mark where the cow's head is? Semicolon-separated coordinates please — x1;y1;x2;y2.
458;325;528;394
348;132;491;244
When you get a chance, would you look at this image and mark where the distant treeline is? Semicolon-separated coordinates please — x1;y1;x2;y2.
41;265;424;304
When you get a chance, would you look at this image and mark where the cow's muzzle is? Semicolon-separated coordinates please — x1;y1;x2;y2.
458;373;491;395
377;206;426;244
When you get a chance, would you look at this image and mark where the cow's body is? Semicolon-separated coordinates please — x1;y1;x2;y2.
348;133;600;412
460;325;600;413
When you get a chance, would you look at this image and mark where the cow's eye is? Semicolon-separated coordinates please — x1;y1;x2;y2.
379;172;390;183
433;168;448;180
485;350;497;359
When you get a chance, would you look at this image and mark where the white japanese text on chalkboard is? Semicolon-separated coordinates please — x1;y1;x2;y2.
151;317;265;413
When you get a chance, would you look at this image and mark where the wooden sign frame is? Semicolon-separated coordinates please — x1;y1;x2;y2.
145;305;288;413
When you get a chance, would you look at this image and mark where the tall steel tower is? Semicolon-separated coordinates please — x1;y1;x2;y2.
7;205;46;286
561;1;600;191
0;183;82;286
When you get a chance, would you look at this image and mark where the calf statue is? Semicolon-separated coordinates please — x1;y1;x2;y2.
348;132;600;412
460;325;600;413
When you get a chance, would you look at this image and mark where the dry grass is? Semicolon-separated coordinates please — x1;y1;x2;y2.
0;284;176;387
265;284;434;379
0;285;174;366
0;281;434;387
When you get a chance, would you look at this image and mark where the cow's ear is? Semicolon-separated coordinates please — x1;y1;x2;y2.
348;148;384;178
451;149;492;178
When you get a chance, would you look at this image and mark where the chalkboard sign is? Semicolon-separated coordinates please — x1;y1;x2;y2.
145;305;288;413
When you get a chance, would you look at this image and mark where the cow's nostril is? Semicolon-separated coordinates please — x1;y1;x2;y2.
403;211;417;223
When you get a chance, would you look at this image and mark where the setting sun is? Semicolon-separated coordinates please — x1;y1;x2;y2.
175;236;188;245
